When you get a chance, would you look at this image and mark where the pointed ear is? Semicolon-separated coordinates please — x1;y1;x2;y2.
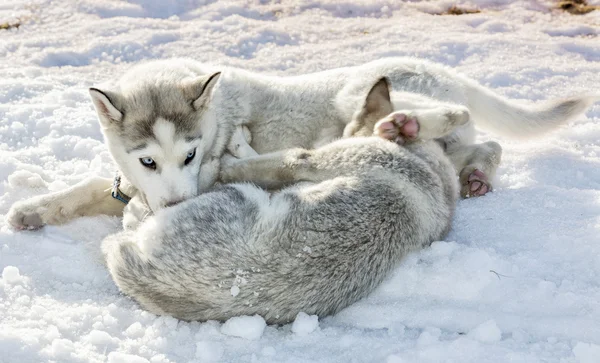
89;88;123;126
345;77;394;137
181;72;221;111
363;77;392;116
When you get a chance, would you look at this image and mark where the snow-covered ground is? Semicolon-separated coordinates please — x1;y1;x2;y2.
1;0;600;362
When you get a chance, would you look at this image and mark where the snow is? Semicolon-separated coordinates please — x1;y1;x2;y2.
107;352;150;363
1;265;22;284
573;342;600;363
196;341;224;362
0;0;599;362
468;320;502;343
291;312;319;336
220;315;267;341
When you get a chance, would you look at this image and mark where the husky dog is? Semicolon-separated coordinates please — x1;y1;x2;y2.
6;57;596;230
101;79;462;323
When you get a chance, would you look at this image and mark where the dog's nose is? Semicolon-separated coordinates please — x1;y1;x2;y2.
164;199;184;208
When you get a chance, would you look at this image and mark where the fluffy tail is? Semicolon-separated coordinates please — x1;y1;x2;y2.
463;78;598;138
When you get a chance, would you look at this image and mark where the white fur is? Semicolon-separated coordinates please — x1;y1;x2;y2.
6;57;597;230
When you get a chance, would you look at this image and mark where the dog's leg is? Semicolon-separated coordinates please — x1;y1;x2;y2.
220;148;310;190
445;142;502;198
223;109;468;188
122;194;152;231
228;126;258;158
6;177;125;230
374;106;470;143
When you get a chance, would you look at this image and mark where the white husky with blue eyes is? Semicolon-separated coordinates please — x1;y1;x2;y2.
6;57;597;231
105;118;202;212
84;68;225;220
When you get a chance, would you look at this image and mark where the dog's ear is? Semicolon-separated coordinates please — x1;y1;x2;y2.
89;88;123;126
345;77;394;137
363;77;392;116
182;72;221;111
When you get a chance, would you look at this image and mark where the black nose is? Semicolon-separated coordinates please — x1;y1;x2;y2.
164;199;184;208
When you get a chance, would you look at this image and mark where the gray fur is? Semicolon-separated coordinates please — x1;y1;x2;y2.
102;82;461;323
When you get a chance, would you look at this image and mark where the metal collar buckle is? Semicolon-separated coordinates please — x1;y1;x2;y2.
111;173;131;205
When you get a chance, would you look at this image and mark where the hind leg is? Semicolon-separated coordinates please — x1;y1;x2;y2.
445;141;502;198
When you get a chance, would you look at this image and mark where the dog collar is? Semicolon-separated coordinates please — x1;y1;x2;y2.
111;173;131;205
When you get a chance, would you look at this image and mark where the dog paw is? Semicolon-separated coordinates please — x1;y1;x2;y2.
122;195;152;231
460;167;492;198
219;153;242;183
374;112;420;144
6;202;46;230
444;106;470;127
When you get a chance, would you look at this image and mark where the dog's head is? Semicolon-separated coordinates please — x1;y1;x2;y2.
89;62;222;212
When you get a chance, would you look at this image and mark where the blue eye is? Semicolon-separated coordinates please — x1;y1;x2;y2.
184;148;196;165
140;157;156;169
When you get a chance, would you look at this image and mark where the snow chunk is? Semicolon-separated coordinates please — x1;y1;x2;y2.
51;338;75;358
11;121;25;131
16;295;30;304
107;352;150;363
230;285;240;297
44;326;61;341
468;320;502;343
261;346;276;356
544;26;598;38
573;342;600;363
195;341;224;362
124;322;145;338
291;312;319;336
417;327;440;346
84;330;118;348
2;266;22;285
7;170;46;189
221;315;266;340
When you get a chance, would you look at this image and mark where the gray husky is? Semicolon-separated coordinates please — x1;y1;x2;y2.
7;57;596;231
101;79;462;323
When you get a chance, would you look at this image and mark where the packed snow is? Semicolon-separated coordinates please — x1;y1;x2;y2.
291;312;320;336
220;315;267;341
1;0;600;362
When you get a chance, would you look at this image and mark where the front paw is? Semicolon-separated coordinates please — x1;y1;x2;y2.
7;201;48;230
6;193;79;230
219;153;241;183
122;195;152;231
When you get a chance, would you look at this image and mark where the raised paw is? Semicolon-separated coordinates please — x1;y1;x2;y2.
443;107;470;128
374;112;420;145
122;195;152;231
219;153;242;183
460;168;492;198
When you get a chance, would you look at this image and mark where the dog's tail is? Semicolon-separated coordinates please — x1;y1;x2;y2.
462;77;598;138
